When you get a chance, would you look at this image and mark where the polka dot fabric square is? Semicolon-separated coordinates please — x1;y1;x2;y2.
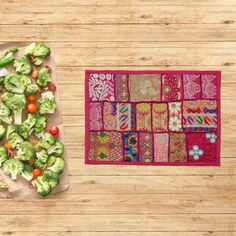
85;70;221;166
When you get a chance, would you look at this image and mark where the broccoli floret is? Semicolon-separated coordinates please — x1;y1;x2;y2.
38;132;55;149
16;141;35;161
33;57;43;66
0;103;12;124
21;164;33;181
36;149;49;163
43;170;60;188
34;176;51;197
17;113;37;139
37;68;51;88
47;141;64;157
2;159;24;180
47;155;57;167
33;43;50;58
24;42;36;57
6;124;16;139
13;58;32;75
0;146;8;166
4;74;31;94
0;125;6;141
2;92;27;125
17;125;29;140
34;115;47;135
24;84;39;96
8;132;24;149
34;159;44;169
47;157;65;174
39;91;56;115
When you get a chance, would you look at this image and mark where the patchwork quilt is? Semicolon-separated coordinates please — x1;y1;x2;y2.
85;70;221;166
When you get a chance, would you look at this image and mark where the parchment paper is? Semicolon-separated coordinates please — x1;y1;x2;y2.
0;42;69;199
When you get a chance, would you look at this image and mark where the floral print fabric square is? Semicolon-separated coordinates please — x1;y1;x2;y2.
85;70;221;166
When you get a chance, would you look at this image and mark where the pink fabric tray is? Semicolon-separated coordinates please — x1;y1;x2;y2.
85;70;221;166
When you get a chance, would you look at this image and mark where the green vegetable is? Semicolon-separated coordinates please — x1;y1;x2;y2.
6;124;16;139
21;164;33;181
2;48;18;59
47;157;65;174
34;176;51;197
2;159;24;180
47;141;64;157
0;125;6;141
24;43;36;57
47;155;57;167
2;92;27;125
43;170;60;188
18;113;37;139
25;84;39;96
8;132;24;149
34;115;47;135
37;68;51;88
4;73;31;94
33;57;43;66
0;57;15;68
0;103;13;124
34;159;44;169
16;141;36;161
36;149;49;164
33;43;50;58
0;146;8;167
38;132;55;149
39;91;56;115
13;58;32;75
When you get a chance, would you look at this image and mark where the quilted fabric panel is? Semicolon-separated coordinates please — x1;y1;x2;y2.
85;70;221;166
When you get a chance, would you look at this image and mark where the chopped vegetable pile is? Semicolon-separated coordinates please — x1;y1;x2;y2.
0;42;65;197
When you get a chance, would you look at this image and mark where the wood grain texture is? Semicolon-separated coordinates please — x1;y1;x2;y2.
0;0;236;235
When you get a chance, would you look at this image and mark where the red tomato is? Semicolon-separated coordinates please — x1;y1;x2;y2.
27;103;37;113
27;95;37;103
32;169;41;178
47;82;56;92
49;125;59;136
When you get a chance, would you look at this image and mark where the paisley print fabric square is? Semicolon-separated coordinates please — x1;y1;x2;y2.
85;70;221;166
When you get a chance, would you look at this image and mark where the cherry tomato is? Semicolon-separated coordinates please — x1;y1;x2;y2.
47;82;56;92
27;103;37;113
32;169;41;178
49;125;59;136
27;95;37;103
4;142;11;150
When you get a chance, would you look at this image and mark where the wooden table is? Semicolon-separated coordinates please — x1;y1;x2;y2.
0;0;235;235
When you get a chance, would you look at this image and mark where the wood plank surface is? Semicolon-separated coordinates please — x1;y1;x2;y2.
0;0;235;235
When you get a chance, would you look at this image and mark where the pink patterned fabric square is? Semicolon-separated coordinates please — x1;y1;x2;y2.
183;74;201;99
202;74;218;99
89;102;103;130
